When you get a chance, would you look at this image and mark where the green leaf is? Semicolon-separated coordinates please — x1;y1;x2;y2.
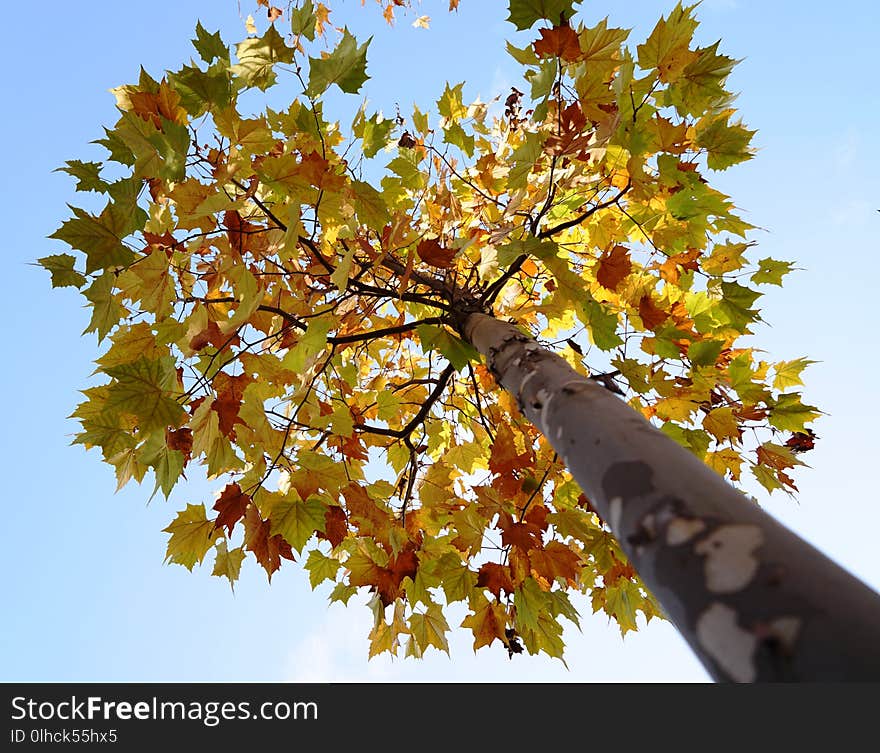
409;604;451;655
269;494;328;553
696;110;756;170
577;299;623;350
752;257;794;287
767;392;821;433
307;29;370;97
82;271;125;342
506;0;580;31
212;541;246;591
351;179;390;230
192;22;228;64
54;160;109;193
304;549;340;588
352;110;393;158
138;430;186;500
283;318;331;371
232;25;295;90
105;356;187;432
717;281;761;331
291;0;317;41
416;325;480;371
637;3;698;79
169;61;233;114
38;254;86;289
688;339;724;367
604;580;641;635
50;205;135;274
163;503;218;571
443;122;474;157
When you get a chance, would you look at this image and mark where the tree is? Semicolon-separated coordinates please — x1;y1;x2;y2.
40;0;880;680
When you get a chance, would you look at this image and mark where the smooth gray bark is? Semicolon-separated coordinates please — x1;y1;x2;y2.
462;312;880;681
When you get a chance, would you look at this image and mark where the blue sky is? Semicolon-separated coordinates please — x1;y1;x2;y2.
2;0;878;682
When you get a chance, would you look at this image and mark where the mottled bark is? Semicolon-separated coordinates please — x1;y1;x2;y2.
462;312;880;681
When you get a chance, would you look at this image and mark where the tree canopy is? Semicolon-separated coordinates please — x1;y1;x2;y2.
41;0;819;662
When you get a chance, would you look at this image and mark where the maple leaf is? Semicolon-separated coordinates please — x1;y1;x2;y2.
415;237;457;268
318;505;348;548
212;540;246;591
785;429;817;454
595;245;632;290
461;597;508;650
529;541;581;587
533;24;582;62
637;295;668;330
163;503;219;571
477;562;515;598
244;505;295;580
307;28;370;96
212;482;251;535
104;356;186;432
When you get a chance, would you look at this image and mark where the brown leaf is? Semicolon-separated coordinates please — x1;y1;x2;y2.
785;429;817;453
165;427;193;461
477;562;515;598
244;505;294;580
343;483;390;538
638;295;668;330
415;237;457;268
596;245;632;290
498;511;543;553
533;24;582;62
189;320;239;352
318;505;348;548
213;482;251;536
267;6;283;22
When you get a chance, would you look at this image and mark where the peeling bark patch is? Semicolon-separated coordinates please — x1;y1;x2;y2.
602;461;654;502
666;517;707;546
756;616;802;655
694;525;764;594
696;602;757;682
609;497;623;533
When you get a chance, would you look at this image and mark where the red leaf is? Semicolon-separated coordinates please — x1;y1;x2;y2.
212;482;251;535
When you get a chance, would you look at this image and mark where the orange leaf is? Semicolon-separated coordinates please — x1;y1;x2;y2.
477;563;515;598
416;237;457;268
533;24;582;62
596;245;632;290
488;423;534;476
529;542;582;587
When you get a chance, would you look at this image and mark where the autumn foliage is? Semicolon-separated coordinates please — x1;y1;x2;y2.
42;0;819;661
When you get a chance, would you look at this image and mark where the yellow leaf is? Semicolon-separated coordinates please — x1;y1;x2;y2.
412;15;431;29
702;406;741;443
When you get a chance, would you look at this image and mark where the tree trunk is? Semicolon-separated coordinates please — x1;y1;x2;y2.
462;312;880;681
